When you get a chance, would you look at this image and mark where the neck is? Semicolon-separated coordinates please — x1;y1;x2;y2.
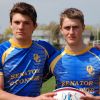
15;38;32;45
65;42;87;52
10;37;32;48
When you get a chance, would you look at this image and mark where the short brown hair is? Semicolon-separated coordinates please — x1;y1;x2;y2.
60;8;84;26
10;2;37;24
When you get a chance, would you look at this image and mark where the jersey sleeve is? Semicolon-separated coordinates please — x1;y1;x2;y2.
37;40;57;81
0;45;4;74
37;40;57;58
0;41;11;75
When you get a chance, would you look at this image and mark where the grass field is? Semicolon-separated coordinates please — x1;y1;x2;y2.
41;76;56;94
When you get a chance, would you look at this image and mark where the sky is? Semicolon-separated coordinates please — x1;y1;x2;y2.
0;0;100;33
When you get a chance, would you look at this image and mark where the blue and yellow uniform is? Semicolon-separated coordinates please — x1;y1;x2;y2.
0;38;56;97
49;46;100;96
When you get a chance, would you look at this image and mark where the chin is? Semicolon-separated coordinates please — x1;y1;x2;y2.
67;42;77;46
16;36;25;40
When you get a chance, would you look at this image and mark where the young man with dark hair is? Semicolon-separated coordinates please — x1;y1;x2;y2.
0;2;56;100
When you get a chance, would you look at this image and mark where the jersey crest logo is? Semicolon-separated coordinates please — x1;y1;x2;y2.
33;54;41;62
86;65;94;76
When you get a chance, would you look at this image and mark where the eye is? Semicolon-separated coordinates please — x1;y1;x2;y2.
14;21;20;25
64;26;71;30
72;26;79;29
24;21;30;25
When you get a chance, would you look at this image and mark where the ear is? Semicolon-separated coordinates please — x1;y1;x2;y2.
83;24;85;30
33;23;37;30
10;23;12;29
60;25;63;35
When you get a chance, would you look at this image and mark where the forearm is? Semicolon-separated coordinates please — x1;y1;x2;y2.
80;95;100;100
0;89;56;100
0;89;33;100
94;96;100;100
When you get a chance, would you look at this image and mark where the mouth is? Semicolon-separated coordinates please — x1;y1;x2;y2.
69;37;76;40
17;32;24;35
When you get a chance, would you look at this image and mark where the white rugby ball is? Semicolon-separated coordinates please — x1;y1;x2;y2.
54;87;85;100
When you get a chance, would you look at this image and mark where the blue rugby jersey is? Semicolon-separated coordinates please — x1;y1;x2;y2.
0;38;56;97
49;46;100;96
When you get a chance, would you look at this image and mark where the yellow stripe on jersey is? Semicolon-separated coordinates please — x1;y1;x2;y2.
2;47;14;64
64;45;92;55
50;51;66;73
50;45;92;73
9;38;32;48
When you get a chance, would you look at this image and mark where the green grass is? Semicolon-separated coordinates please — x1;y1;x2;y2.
41;76;56;94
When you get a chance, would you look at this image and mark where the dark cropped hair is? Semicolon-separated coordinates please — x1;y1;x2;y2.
60;8;84;26
10;2;37;24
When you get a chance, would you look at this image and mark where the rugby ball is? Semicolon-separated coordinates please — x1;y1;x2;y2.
53;87;85;100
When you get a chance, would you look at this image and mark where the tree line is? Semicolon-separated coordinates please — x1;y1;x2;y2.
0;22;100;49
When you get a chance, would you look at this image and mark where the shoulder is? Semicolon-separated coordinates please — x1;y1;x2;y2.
35;40;54;48
48;48;64;63
34;40;57;57
52;49;63;58
89;47;100;53
0;41;11;62
0;41;11;50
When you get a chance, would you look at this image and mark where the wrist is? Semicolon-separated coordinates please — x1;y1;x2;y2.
95;96;100;100
22;97;34;100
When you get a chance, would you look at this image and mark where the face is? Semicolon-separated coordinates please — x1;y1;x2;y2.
10;13;36;41
60;17;84;46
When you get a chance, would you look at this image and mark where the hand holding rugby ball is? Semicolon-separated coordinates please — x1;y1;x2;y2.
54;87;85;100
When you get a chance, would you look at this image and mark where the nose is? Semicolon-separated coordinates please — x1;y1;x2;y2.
18;23;24;29
69;27;74;34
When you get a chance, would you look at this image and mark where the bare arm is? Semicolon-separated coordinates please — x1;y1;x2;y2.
0;89;56;100
0;74;56;100
0;89;33;100
80;92;100;100
0;74;27;100
80;95;100;100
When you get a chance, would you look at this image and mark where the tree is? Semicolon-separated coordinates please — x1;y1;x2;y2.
3;27;12;41
37;22;61;49
51;24;61;49
90;32;94;41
